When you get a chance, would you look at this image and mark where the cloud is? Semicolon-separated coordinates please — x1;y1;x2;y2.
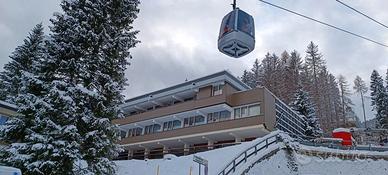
0;0;387;120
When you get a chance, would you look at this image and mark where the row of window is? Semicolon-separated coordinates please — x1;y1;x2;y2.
234;104;260;118
120;103;262;139
207;111;231;123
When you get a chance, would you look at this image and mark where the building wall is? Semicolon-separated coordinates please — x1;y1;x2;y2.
197;86;212;99
263;88;276;131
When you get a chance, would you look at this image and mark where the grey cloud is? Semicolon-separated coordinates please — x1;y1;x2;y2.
1;0;387;121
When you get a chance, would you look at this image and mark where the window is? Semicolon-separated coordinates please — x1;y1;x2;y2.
234;108;241;118
212;84;224;96
241;106;248;117
248;105;260;116
184;116;205;127
163;120;182;131
237;10;254;36
120;131;127;139
128;127;143;137
208;111;231;123
233;104;260;118
219;11;235;38
144;124;161;135
0;115;8;125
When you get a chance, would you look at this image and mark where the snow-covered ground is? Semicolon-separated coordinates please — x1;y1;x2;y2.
115;132;388;175
247;149;388;175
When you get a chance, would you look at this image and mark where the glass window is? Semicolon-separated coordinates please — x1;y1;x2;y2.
237;10;254;36
241;107;248;117
220;111;231;121
219;11;235;38
0;115;8;125
212;84;224;96
248;105;260;116
173;120;181;129
207;113;213;123
184;118;189;127
120;131;127;139
195;116;205;124
234;108;241;118
153;124;161;133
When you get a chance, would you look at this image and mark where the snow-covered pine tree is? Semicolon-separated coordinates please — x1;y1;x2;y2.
370;70;388;129
353;75;368;128
283;50;302;104
0;23;81;174
43;0;140;174
251;58;263;87
0;24;45;102
240;70;256;88
304;41;325;125
290;88;322;137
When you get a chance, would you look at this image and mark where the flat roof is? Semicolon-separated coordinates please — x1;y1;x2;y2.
124;70;250;104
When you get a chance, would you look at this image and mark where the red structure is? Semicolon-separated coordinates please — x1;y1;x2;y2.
332;128;353;146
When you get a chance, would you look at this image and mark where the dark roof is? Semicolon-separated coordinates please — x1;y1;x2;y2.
124;70;250;103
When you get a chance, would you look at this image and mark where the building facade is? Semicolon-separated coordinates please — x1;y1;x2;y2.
114;71;305;159
0;100;17;126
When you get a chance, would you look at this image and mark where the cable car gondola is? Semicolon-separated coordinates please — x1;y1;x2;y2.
218;0;255;58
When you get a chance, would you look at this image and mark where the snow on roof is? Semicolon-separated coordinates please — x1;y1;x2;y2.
333;128;351;133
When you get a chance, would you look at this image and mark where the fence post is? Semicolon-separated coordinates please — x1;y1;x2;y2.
254;145;257;155
232;160;236;172
265;139;268;148
244;151;247;162
156;165;160;175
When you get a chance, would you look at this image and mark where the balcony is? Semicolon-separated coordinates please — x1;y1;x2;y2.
118;115;267;149
114;94;228;125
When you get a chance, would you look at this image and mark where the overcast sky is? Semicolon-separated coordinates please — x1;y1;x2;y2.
1;0;387;121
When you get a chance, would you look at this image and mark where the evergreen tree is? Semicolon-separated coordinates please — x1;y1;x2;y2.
290;88;322;137
251;58;263;87
370;70;388;129
0;24;45;102
1;0;140;174
0;24;80;175
338;75;354;127
353;75;368;128
283;50;302;103
304;41;326;125
240;70;256;88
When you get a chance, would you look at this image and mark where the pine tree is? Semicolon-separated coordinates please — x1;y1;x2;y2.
353;75;368;128
370;70;388;129
290;88;322;137
251;58;263;87
0;24;45;102
338;75;355;127
240;70;256;88
0;24;80;174
44;0;140;174
283;50;302;104
304;41;326;125
1;0;140;174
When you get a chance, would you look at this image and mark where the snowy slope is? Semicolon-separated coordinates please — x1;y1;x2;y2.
246;149;388;175
115;132;388;175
